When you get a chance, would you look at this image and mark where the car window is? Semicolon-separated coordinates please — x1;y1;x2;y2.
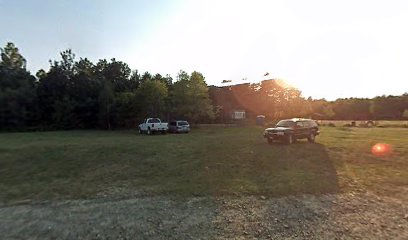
178;121;189;126
309;121;317;127
147;118;160;123
276;120;295;127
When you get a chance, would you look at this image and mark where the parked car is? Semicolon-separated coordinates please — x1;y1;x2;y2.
263;118;319;144
138;118;168;135
168;120;190;133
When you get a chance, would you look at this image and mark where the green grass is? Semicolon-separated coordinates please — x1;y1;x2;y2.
0;127;407;203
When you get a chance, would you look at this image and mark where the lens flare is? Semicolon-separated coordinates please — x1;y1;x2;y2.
371;143;392;156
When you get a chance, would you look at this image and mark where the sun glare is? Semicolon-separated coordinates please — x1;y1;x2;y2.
371;143;392;157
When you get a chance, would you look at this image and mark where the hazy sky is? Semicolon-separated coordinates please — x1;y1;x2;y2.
1;0;407;100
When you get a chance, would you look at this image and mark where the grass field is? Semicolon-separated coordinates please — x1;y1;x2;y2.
0;127;407;204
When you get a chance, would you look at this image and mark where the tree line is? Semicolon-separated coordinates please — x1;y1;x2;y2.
0;42;213;130
210;82;408;122
1;42;407;131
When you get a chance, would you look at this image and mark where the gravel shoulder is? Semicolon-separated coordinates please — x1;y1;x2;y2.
1;189;407;240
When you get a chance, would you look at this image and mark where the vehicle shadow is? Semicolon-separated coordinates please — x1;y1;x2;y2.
201;139;341;238
201;140;339;197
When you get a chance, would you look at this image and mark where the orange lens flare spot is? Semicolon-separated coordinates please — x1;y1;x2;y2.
371;143;392;156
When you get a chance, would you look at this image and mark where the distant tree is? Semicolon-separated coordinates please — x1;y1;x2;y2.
141;71;152;84
164;74;173;87
169;71;214;123
136;80;168;118
332;98;371;120
304;99;334;120
0;42;38;130
253;79;305;119
72;58;99;128
37;51;103;129
321;105;335;119
36;69;47;79
153;73;162;81
129;70;141;90
37;64;71;128
93;58;140;128
113;92;139;128
168;70;190;119
74;57;94;76
4;42;408;131
0;42;26;69
98;79;114;129
370;95;404;120
188;71;215;122
152;73;173;88
95;59;131;92
49;49;76;78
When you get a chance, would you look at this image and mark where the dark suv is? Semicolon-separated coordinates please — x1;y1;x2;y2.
263;118;320;144
168;120;190;133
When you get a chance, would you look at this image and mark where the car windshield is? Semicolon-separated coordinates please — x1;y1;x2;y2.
276;120;295;127
178;121;189;126
149;118;161;123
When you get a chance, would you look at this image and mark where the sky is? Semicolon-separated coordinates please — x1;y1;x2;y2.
1;0;407;100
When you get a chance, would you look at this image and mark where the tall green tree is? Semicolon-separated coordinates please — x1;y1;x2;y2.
370;95;405;120
187;71;214;122
95;58;132;92
136;80;168;118
141;71;152;84
113;92;139;128
129;70;141;90
0;42;26;69
98;79;114;129
72;58;100;128
169;71;214;123
37;49;83;129
0;42;37;129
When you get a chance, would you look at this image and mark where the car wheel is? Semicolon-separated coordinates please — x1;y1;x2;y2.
138;128;143;134
308;133;315;143
147;128;151;135
267;137;273;144
286;134;293;145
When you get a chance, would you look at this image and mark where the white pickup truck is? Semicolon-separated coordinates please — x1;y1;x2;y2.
138;118;168;135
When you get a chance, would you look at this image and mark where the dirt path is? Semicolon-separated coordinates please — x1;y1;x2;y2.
1;190;407;239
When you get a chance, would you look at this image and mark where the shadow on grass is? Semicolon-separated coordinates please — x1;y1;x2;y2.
199;141;339;197
0;129;340;203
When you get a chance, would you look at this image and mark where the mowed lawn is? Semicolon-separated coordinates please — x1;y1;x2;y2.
0;127;407;203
